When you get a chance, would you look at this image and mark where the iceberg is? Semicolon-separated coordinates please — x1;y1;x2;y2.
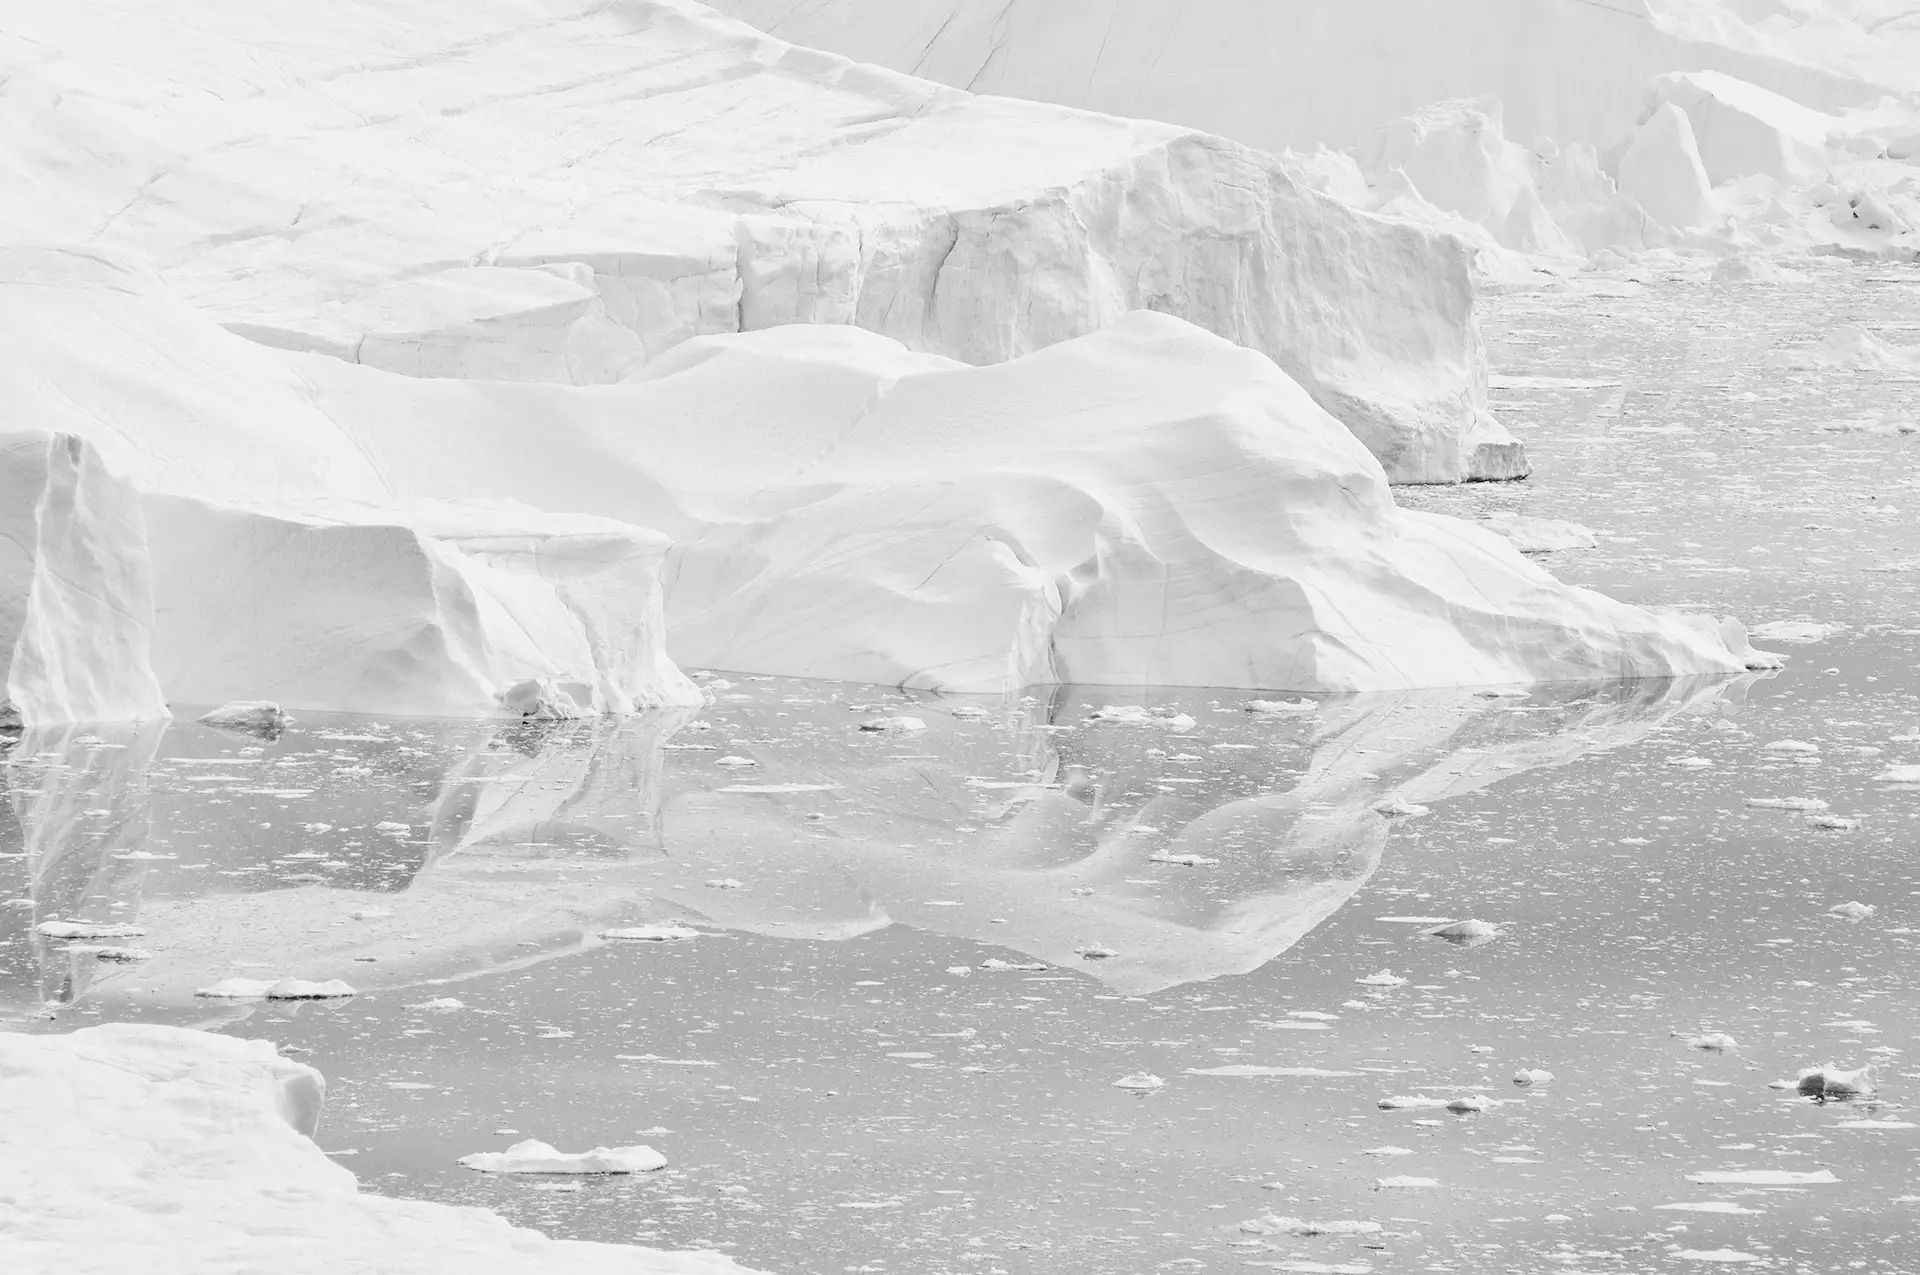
0;1024;763;1274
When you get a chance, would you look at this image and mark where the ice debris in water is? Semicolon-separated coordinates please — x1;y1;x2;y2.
1112;1072;1164;1092
196;700;289;736
1672;1251;1762;1265
1512;1069;1554;1088
350;907;392;920
1076;945;1118;960
496;678;589;720
407;998;467;1011
1745;796;1828;811
1444;1095;1494;1113
1687;1169;1839;1185
704;878;744;890
1483;512;1597;553
1146;852;1220;867
1876;764;1920;783
458;1139;667;1174
1239;1215;1382;1236
1370;795;1430;817
980;959;1048;972
714;756;758;768
1762;739;1820;754
374;821;409;834
1797;1063;1876;1100
1807;813;1862;831
1425;919;1499;944
1356;969;1407;986
1086;705;1196;731
36;921;146;939
858;716;926;733
1684;1033;1739;1052
1244;698;1317;714
948;705;992;719
599;924;700;942
1828;901;1877;920
1748;620;1846;644
61;945;152;962
1375;1175;1439;1189
944;966;972;978
195;977;356;999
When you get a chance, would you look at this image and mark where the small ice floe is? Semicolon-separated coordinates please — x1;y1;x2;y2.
948;705;992;720
704;878;745;890
458;1138;666;1174
35;921;146;939
979;959;1048;972
1238;1215;1382;1236
1672;1251;1761;1265
61;945;152;962
1356;969;1407;987
1377;1096;1449;1110
1444;1095;1494;1113
1512;1069;1554;1088
1147;852;1219;867
1112;1072;1164;1091
194;977;356;999
374;821;410;835
1076;945;1118;960
858;716;926;733
111;850;175;861
1655;1202;1765;1215
1424;919;1499;946
1748;621;1846;644
1370;795;1430;817
1762;739;1820;754
1474;688;1529;699
1833;1119;1916;1129
1806;813;1862;831
1185;1066;1363;1078
197;700;289;736
944;965;972;978
1683;1033;1739;1052
1828;901;1877;920
1086;705;1197;731
1364;1146;1415;1156
1244;698;1317;714
1667;756;1713;769
407;998;466;1011
714;756;758;768
1745;796;1828;811
1484;511;1597;553
1375;1175;1438;1189
1877;764;1920;784
1686;1169;1838;1186
600;924;700;942
350;907;392;920
1796;1064;1876;1100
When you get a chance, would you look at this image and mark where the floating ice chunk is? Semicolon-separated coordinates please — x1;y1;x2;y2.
599;924;700;942
1685;1033;1739;1052
948;705;992;719
1356;969;1408;987
943;965;972;978
1483;512;1597;553
1444;1095;1494;1113
197;701;289;736
195;978;357;999
1086;706;1197;731
349;907;392;920
1377;1096;1449;1110
714;756;759;768
1744;796;1828;811
705;878;745;890
1512;1069;1554;1088
1797;1064;1876;1100
1806;814;1862;832
497;678;589;721
857;716;925;733
1875;765;1920;784
1748;620;1846;644
1834;1120;1916;1129
1363;1146;1415;1156
1375;1175;1438;1189
1238;1215;1382;1236
1370;796;1430;817
458;1138;666;1174
36;921;146;939
1656;1202;1766;1214
407;998;467;1011
1828;901;1877;920
374;821;410;834
1687;1169;1838;1185
980;959;1048;972
1425;919;1499;944
1244;698;1317;714
61;945;153;962
1076;945;1118;960
1112;1072;1164;1091
1673;1252;1760;1265
1667;756;1713;769
1185;1066;1363;1078
1761;739;1820;754
1146;852;1220;867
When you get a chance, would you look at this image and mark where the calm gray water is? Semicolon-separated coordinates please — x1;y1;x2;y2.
4;263;1919;1275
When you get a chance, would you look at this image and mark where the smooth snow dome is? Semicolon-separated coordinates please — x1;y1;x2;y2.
0;0;1509;485
0;1025;758;1274
0;249;1767;711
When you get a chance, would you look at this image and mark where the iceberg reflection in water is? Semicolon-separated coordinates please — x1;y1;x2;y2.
1;671;1761;1013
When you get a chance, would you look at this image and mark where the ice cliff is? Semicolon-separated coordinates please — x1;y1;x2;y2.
0;248;1772;722
0;0;1511;483
0;1024;765;1274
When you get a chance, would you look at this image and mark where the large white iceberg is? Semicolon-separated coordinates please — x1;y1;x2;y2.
2;250;1766;708
1;0;1507;483
0;1024;764;1274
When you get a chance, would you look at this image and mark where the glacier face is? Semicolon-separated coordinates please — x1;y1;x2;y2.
0;0;1506;483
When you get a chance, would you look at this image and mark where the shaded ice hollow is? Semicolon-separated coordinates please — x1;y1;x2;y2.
0;1024;760;1274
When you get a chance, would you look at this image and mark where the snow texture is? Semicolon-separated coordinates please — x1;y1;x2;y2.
0;1024;762;1274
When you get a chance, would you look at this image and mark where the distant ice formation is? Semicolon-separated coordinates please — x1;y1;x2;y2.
0;1024;760;1273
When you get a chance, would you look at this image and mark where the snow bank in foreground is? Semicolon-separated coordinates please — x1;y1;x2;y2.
1;251;1769;705
0;1024;762;1274
2;0;1503;484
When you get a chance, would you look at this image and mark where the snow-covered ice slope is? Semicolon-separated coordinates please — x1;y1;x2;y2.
706;0;1916;153
2;250;1768;700
0;1024;766;1275
0;0;1506;483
